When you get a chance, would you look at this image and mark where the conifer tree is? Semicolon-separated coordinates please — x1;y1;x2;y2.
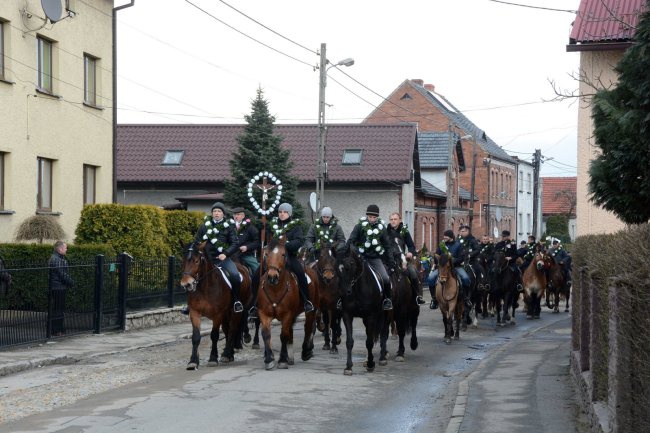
589;6;650;224
224;87;302;218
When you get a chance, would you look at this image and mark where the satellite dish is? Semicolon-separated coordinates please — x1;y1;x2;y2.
309;192;318;213
41;0;63;23
495;207;502;222
493;226;499;238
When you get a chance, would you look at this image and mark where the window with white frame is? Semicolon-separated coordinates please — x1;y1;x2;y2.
84;54;97;105
527;213;532;234
527;173;532;193
83;164;97;205
518;212;523;235
37;36;54;92
342;149;363;165
37;157;53;211
162;150;184;165
518;170;523;192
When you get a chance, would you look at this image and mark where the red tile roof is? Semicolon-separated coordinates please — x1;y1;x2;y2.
117;124;416;184
541;177;577;216
569;0;646;45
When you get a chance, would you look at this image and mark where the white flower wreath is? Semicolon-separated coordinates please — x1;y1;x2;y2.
246;171;283;216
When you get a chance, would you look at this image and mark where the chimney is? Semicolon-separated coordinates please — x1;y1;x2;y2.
411;79;424;86
424;84;435;92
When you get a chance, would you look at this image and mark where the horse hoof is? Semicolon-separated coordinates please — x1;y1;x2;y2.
288;357;295;365
265;361;276;370
395;355;405;362
379;359;388;366
322;343;331;351
344;368;353;376
526;315;533;320
243;334;252;344
336;337;342;345
252;343;260;350
366;366;375;372
444;338;451;345
565;309;570;313
363;360;368;368
330;347;338;354
278;362;289;369
220;356;234;364
454;335;460;340
410;341;418;351
301;352;313;362
186;362;199;371
207;360;219;367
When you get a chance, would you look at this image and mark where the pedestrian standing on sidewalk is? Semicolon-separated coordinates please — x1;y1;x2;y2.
49;241;74;336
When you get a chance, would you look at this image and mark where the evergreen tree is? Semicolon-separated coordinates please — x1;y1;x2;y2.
224;87;302;218
589;6;650;224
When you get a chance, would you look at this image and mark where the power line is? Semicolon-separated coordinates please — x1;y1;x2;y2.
487;0;577;14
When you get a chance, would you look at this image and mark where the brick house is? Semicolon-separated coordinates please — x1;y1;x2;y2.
116;123;419;238
364;79;517;240
541;177;577;241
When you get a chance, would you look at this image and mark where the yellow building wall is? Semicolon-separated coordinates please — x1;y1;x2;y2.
576;50;627;236
0;0;113;243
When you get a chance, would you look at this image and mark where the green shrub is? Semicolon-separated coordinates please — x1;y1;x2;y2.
164;210;204;256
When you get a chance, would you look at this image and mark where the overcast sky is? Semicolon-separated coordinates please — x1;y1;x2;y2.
116;0;581;177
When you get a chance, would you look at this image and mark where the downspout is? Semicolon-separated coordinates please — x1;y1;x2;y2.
112;1;136;203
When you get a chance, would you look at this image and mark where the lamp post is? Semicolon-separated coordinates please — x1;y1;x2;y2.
317;43;354;212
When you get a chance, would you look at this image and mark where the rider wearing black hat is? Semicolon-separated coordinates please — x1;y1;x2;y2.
494;230;523;292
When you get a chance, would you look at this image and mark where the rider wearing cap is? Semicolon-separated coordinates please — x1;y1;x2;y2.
387;212;426;306
494;230;523;292
305;206;346;260
548;239;572;287
231;207;260;275
346;204;396;311
425;229;471;310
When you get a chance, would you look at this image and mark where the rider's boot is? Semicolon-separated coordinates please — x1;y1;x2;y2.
180;305;190;315
412;280;425;305
230;276;244;313
248;303;258;319
299;284;315;313
429;284;438;309
383;284;393;311
336;298;343;310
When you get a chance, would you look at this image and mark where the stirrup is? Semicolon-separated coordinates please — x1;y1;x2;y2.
304;300;315;313
233;301;244;313
416;295;426;305
336;298;343;310
180;305;190;315
248;305;258;318
383;298;393;311
429;299;438;310
517;284;524;292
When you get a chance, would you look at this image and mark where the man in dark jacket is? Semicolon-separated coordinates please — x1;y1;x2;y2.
387;212;425;305
494;230;523;291
458;225;485;300
194;202;243;313
425;230;470;309
305;206;346;260
232;207;260;275
49;241;74;336
346;204;396;311
548;239;572;286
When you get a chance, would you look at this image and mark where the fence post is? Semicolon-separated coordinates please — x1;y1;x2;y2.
167;256;175;308
94;255;105;334
590;272;607;402
608;282;632;433
118;253;131;331
580;269;591;372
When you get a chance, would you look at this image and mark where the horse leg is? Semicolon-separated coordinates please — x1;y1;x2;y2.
395;315;406;361
221;312;241;363
454;303;462;340
302;311;316;361
252;318;261;350
277;319;291;369
442;312;451;344
330;310;341;354
343;313;354;375
187;320;202;370
565;287;571;312
260;315;275;370
409;309;419;351
379;312;389;366
207;324;220;366
365;317;376;372
553;289;560;313
322;310;331;351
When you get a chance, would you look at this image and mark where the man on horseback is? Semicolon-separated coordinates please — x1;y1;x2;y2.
458;225;486;293
346;204;396;311
494;230;523;292
232;207;260;275
194;202;244;313
548;239;572;287
387;213;426;306
426;229;471;310
305;206;346;261
519;235;537;271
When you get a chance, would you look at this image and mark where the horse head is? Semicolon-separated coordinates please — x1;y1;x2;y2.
317;241;338;283
534;251;546;271
337;245;362;297
492;250;507;275
265;236;287;285
393;238;408;271
180;241;208;292
437;252;453;284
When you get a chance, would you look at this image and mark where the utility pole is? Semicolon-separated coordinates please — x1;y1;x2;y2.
445;124;454;228
532;149;541;238
316;43;327;213
468;136;478;229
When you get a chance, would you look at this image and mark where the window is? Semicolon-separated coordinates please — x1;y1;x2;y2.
0;20;5;80
527;173;532;193
84;54;97;105
518;170;523;192
527;213;532;234
518;212;523;235
37;157;53;211
162;150;184;165
0;152;5;210
342;149;362;165
37;37;53;92
83;164;96;204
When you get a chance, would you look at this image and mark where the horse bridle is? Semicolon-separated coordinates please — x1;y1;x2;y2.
182;246;218;292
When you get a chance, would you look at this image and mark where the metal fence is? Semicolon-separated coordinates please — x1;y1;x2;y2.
0;254;185;349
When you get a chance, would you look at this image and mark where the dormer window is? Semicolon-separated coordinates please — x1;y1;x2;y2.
162;150;184;166
342;149;363;165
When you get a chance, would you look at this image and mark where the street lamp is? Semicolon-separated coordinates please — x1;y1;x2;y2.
316;43;354;212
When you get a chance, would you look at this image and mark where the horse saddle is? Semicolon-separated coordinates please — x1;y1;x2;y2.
216;267;244;290
367;266;383;293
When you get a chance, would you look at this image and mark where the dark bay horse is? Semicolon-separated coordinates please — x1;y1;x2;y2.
522;250;547;319
435;252;464;344
337;246;389;375
179;241;251;370
312;242;342;354
258;236;320;370
390;240;419;362
546;259;571;313
491;250;518;327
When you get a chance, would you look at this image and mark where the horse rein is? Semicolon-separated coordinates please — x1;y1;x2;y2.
182;248;219;292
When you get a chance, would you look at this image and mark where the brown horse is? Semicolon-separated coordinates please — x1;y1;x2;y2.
435;252;464;344
179;241;251;370
546;259;571;313
258;236;320;370
522;249;547;319
312;242;342;354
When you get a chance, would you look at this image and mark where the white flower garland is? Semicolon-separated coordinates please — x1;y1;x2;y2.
246;172;282;216
314;217;338;250
202;216;233;253
271;217;301;238
356;216;387;255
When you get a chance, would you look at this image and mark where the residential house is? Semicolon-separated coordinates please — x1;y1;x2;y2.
567;0;647;235
0;0;116;242
116;123;419;237
541;177;577;241
364;79;517;239
512;157;539;244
